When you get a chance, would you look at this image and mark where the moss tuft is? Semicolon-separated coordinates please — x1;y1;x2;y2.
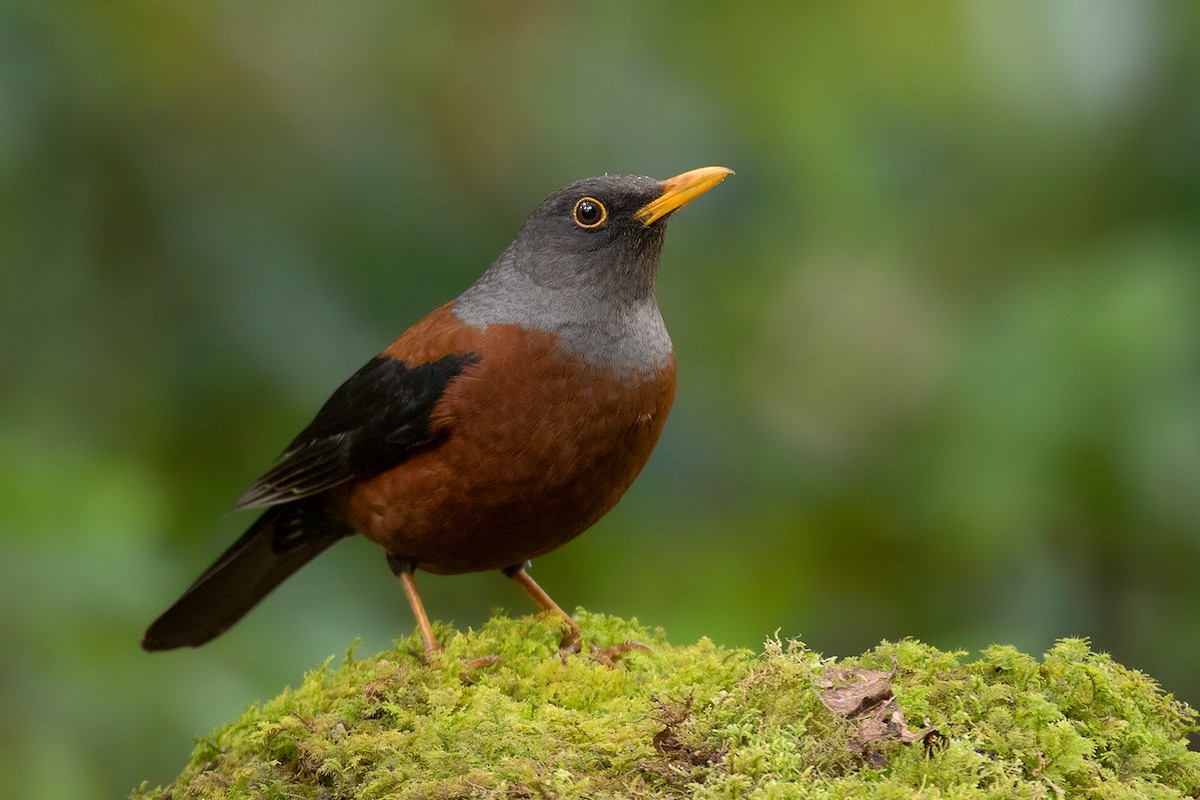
133;613;1200;799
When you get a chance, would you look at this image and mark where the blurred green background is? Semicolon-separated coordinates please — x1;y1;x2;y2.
3;1;1199;797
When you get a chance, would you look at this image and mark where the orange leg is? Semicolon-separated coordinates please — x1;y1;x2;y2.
504;562;652;666
388;555;441;662
503;562;583;647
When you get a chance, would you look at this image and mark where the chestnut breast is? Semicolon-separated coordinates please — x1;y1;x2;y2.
333;303;676;574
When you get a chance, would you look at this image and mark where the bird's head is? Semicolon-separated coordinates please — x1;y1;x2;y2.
454;166;732;372
507;166;734;301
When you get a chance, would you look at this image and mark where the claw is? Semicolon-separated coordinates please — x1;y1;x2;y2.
461;654;501;670
588;639;653;669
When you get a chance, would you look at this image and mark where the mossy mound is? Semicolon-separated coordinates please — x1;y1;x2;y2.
133;612;1200;799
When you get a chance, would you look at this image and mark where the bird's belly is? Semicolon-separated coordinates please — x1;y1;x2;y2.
336;346;676;574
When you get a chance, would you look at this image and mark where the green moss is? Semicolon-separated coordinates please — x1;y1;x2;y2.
132;613;1200;799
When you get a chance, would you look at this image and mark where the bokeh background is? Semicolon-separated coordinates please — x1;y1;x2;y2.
3;1;1198;797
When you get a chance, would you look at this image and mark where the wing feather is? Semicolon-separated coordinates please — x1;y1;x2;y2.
236;352;478;509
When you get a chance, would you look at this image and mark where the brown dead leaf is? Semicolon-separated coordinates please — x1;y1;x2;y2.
815;666;897;717
813;658;938;764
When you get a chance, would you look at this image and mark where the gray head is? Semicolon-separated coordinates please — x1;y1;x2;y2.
504;173;672;302
454;167;733;374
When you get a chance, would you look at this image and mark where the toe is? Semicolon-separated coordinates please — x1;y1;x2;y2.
589;640;653;668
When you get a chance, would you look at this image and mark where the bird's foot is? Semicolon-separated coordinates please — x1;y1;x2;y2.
461;654;501;670
401;641;442;666
456;653;502;683
557;638;653;668
589;639;654;668
405;645;498;672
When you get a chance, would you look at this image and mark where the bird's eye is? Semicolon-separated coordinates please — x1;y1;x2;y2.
572;197;607;230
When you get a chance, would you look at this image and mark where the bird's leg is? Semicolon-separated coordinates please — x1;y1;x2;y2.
387;555;442;662
503;562;652;666
503;561;583;648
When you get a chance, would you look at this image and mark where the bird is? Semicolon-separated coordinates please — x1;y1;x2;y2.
142;166;733;661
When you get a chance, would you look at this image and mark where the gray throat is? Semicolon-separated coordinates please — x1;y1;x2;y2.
452;247;673;377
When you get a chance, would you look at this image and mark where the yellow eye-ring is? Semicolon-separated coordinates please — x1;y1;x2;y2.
572;197;607;229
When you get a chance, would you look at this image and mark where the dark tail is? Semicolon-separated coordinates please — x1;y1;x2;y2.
142;501;351;651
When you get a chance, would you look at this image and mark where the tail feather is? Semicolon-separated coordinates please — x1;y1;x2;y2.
142;502;351;651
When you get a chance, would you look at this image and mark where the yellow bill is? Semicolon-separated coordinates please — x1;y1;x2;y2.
635;166;734;226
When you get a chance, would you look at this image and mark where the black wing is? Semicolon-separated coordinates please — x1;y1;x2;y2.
235;351;479;508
